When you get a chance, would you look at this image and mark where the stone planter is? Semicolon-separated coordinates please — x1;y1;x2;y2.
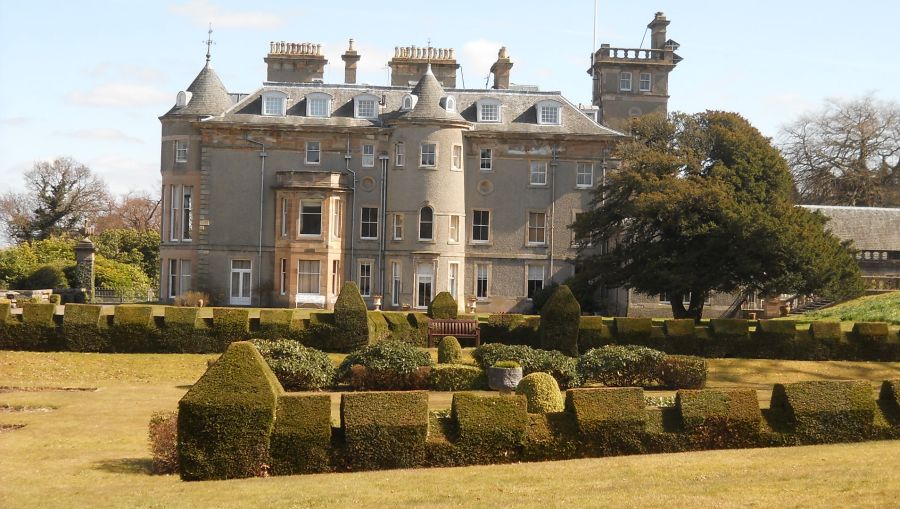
487;366;523;392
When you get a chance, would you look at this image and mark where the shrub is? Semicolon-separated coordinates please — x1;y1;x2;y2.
256;309;294;341
437;336;462;364
657;355;708;389
752;320;797;358
676;389;761;447
19;264;69;290
851;322;891;360
177;341;283;481
367;311;390;343
341;391;428;470
17;302;59;350
516;372;564;413
472;343;577;388
251;339;335;391
210;307;250;350
429;365;487;391
270;394;331;475
48;294;61;305
565;387;646;437
94;256;152;300
332;282;369;352
451;392;528;461
110;305;157;352
338;340;433;390
880;380;900;413
148;410;179;475
769;380;876;442
382;312;422;346
576;345;665;387
493;360;521;368
613;317;653;346
173;291;210;307
481;313;539;347
428;291;458;319
161;306;216;353
578;316;612;351
62;303;108;352
538;285;580;356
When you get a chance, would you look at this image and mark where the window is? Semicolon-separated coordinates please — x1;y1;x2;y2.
477;99;501;122
475;264;489;299
527;265;544;299
297;260;320;294
530;161;547;185
354;95;378;119
175;140;188;163
527;211;546;245
392;213;404;240
362;144;375;167
168;259;179;299
230;259;251;305
361;207;378;239
536;101;562;125
639;73;651;92
420;143;436;167
331;260;341;295
472;210;490;242
168;259;192;298
298;200;322;236
391;261;401;306
181;186;192;241
358;261;372;296
306;141;321;165
480;148;492;170
419;206;433;241
279;258;287;295
448;215;460;243
168;184;179;242
180;260;191;297
576;162;593;188
331;198;342;238
280;197;289;237
444;96;456;112
619;72;632;92
262;91;287;116
452;145;462;169
401;94;416;111
448;262;459;301
415;263;433;308
395;142;405;167
306;92;331;117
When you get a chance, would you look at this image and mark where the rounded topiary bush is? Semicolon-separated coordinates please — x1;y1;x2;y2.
252;339;335;391
332;282;369;352
338;340;433;390
428;291;458;319
538;284;581;356
437;336;462;364
515;372;564;413
577;345;665;387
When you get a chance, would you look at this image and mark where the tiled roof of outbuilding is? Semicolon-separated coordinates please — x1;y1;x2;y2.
802;205;900;251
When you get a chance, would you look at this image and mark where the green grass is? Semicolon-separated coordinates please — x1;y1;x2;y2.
791;292;900;324
1;351;899;508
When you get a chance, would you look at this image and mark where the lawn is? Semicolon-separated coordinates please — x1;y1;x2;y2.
787;291;900;324
1;351;899;508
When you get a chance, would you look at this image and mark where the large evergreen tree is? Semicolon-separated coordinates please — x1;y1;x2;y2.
572;111;863;320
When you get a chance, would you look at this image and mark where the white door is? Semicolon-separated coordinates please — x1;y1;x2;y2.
230;259;251;305
415;262;433;309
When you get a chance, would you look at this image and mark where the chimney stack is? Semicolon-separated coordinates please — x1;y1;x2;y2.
489;46;513;89
341;39;361;84
648;12;670;50
388;45;459;87
264;41;328;82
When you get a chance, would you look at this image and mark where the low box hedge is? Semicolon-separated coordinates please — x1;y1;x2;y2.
676;389;761;446
879;380;900;418
429;364;487;391
161;306;216;353
110;305;156;352
769;380;876;442
62;304;108;352
578;316;612;352
481;314;539;347
754;320;797;358
340;391;428;470
18;302;59;351
269;394;331;475
522;412;580;461
851;322;892;360
367;311;390;343
178;341;283;481
211;307;250;350
565;387;646;437
257;309;296;341
381;312;420;346
613;317;652;346
451;392;528;460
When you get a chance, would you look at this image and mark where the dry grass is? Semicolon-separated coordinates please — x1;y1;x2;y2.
0;351;898;508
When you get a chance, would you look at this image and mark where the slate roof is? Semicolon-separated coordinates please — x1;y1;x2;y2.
163;63;234;117
402;66;466;124
802;205;900;251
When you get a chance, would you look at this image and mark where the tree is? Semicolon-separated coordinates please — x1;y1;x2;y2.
0;157;110;242
572;111;863;320
94;228;161;284
779;94;900;206
95;191;161;232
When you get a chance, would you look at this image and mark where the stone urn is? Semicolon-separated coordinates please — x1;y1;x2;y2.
487;364;523;393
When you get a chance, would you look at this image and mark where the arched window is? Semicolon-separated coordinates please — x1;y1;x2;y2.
419;206;433;241
443;95;456;112
261;90;288;116
401;94;417;111
306;92;333;118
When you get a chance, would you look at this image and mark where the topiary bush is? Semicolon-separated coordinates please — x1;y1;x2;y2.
538;285;580;356
472;343;578;388
148;410;179;475
451;392;528;462
851;322;891;360
516;372;564;413
332;282;369;352
676;389;761;447
341;391;428;470
367;311;390;343
210;308;250;351
17;302;60;350
613;317;653;346
428;291;458;319
769;380;876;443
338;340;433;390
382;312;422;346
657;355;708;389
62;303;108;352
437;335;462;364
110;305;157;352
160;306;216;353
753;320;798;358
251;339;335;391
429;364;487;391
578;316;612;351
269;394;331;475
576;345;665;387
481;313;539;346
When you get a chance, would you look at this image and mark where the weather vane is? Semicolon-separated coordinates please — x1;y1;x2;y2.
204;23;215;63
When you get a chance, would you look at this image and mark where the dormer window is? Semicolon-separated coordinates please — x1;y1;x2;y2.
354;94;379;119
262;91;287;116
477;98;502;123
443;96;456;113
536;100;562;125
306;92;332;118
175;91;192;108
401;94;417;111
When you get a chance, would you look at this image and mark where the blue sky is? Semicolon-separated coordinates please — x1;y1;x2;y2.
1;0;898;196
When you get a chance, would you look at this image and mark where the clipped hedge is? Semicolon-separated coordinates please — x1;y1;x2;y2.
565;387;646;437
332;282;369;352
382;311;422;346
429;364;487;391
110;305;156;352
613;317;653;346
177;341;283;481
437;335;462;364
451;392;528;461
880;380;900;415
428;291;458;319
516;372;564;413
538;285;580;356
677;389;761;447
481;314;539;347
657;355;708;389
769;380;876;442
62;304;108;352
257;309;297;341
708;319;749;357
160;306;215;353
578;316;612;351
576;345;665;387
851;322;891;360
367;311;390;343
210;307;250;350
17;302;59;351
269;394;331;475
753;320;797;358
341;391;428;470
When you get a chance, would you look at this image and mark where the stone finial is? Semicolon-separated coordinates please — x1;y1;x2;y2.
348;38;355;51
499;46;508;59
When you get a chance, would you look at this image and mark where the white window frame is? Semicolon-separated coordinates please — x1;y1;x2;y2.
475;263;490;300
361;206;378;240
529;161;548;186
181;186;193;241
536;100;562;125
305;141;321;165
420;142;436;168
526;264;545;299
280;197;289;237
527;211;547;246
306;92;332;118
639;73;652;92
174;140;188;163
418;206;434;241
477;99;501;123
358;260;373;297
414;262;434;309
180;260;191;296
395;142;405;167
262;91;287;116
391;261;401;306
331;197;342;239
297;199;323;237
472;209;490;243
619;72;632;92
362;143;375;168
279;258;287;295
401;94;416;111
168;184;180;242
452;144;462;170
444;96;456;112
480;148;492;171
448;262;460;303
229;259;252;306
354;94;378;119
448;215;460;244
392;213;404;241
576;162;593;188
168;259;179;299
296;260;321;295
331;259;341;296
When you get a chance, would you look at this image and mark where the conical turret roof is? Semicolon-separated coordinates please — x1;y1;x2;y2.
403;65;466;123
165;63;233;117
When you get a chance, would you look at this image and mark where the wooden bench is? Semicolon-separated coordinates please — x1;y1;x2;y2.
427;319;481;348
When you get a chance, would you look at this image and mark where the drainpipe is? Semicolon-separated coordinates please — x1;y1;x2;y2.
344;134;356;286
246;135;267;307
378;153;389;298
549;146;558;281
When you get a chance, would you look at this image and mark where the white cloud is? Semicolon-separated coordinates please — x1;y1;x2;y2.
83;63;166;84
169;0;285;29
460;39;503;87
69;83;170;108
55;128;144;144
0;116;30;126
87;155;159;195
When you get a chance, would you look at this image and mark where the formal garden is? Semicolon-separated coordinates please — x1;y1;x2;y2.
0;282;898;506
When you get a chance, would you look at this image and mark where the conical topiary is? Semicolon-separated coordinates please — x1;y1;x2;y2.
538;284;580;356
332;282;369;352
428;291;458;319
